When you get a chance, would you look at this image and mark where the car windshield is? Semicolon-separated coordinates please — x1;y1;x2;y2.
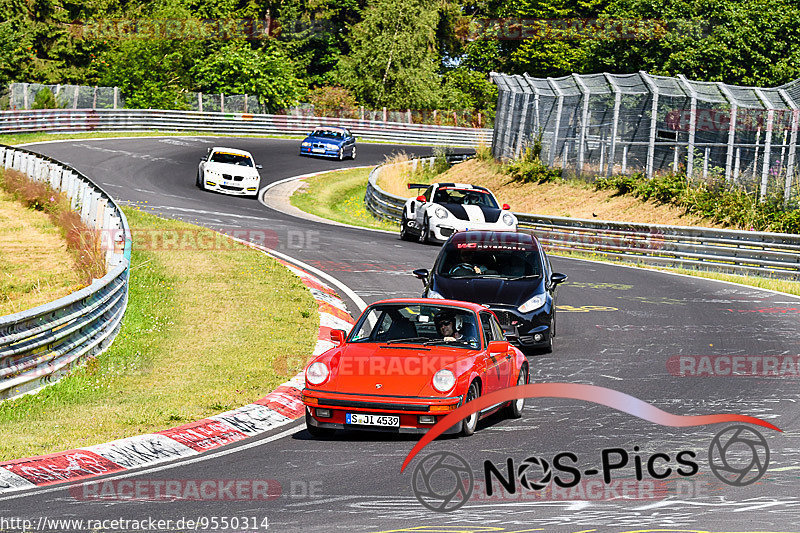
437;241;542;279
312;129;345;139
349;304;481;349
209;152;253;167
432;188;498;208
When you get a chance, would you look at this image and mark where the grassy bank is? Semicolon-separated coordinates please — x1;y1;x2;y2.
0;187;83;315
0;208;318;460
291;167;398;231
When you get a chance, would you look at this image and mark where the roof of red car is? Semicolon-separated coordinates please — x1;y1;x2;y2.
365;298;489;312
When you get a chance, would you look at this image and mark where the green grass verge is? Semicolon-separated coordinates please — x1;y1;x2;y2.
0;207;318;460
290;167;399;231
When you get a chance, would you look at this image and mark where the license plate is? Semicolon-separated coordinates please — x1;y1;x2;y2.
312;147;326;153
346;413;400;427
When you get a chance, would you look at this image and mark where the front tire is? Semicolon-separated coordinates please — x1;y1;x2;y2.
350;146;357;160
338;148;345;161
196;169;204;190
305;410;335;438
460;381;480;436
506;365;528;419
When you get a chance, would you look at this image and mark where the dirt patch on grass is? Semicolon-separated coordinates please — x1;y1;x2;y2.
383;158;720;227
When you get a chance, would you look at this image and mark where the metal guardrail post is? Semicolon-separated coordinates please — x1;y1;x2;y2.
639;72;659;179
573;74;590;176
546;77;564;167
604;74;622;177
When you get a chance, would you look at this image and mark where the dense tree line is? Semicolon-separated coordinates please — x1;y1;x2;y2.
2;0;799;112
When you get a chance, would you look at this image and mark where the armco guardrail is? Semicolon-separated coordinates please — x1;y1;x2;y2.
0;109;492;148
0;144;132;401
365;158;800;279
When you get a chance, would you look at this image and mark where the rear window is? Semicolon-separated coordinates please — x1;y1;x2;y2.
437;240;542;279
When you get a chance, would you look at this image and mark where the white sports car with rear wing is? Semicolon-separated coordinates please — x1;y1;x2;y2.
399;182;518;243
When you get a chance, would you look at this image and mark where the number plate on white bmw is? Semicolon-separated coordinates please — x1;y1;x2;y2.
312;147;326;153
346;413;400;427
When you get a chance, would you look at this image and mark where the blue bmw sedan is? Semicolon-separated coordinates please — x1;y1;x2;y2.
299;126;357;160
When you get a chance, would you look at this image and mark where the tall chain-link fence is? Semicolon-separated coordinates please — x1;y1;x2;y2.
7;83;489;127
491;71;800;204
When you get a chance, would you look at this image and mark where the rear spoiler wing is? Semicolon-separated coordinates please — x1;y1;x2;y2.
407;183;428;190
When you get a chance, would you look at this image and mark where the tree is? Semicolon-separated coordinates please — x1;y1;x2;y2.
337;0;443;108
191;41;306;111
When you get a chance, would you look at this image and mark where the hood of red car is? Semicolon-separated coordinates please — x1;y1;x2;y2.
323;343;472;396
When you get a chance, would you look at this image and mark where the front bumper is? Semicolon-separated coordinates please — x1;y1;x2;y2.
488;303;552;346
204;179;260;196
302;390;462;433
300;146;342;158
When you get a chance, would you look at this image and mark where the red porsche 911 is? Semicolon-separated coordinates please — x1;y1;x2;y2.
302;299;529;437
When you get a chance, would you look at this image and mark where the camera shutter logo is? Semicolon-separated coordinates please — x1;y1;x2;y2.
517;456;552;490
411;451;473;512
708;425;770;486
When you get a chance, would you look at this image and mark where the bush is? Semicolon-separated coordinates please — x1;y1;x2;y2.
504;140;562;184
32;87;58;109
307;86;357;117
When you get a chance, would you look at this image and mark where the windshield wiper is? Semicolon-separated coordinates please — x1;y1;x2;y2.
423;338;472;346
384;336;429;344
510;274;542;280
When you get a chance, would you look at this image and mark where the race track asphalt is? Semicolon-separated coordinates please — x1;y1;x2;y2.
2;136;799;533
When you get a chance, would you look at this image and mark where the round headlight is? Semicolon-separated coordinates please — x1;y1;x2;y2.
306;362;329;385
301;141;311;147
502;213;515;226
518;294;546;313
435;207;448;219
326;144;338;150
432;369;456;392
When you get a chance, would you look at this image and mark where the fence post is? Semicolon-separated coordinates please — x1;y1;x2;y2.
755;88;775;202
546;77;564;167
23;83;29;110
198;92;203;112
73;86;79;109
779;88;799;206
717;83;739;183
678;75;697;178
92;86;98;109
113;86;118;109
703;147;709;179
220;93;225;113
383;107;387;122
244;94;249;114
514;85;532;158
639;72;659;179
604;73;621;177
573;74;590;176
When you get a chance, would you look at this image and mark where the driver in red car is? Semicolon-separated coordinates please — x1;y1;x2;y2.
434;310;462;341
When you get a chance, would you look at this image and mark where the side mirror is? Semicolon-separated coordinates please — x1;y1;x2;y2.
199;158;206;163
551;272;568;285
255;164;263;169
412;268;429;283
330;329;346;346
502;204;510;211
488;340;510;356
416;195;426;203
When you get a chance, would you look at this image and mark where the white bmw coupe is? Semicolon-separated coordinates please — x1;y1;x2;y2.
197;147;262;198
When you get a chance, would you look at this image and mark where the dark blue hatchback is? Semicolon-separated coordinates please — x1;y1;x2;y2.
413;231;567;353
299;126;357;160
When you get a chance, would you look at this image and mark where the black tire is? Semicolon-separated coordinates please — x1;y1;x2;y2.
196;169;204;190
350;146;357;160
400;214;414;241
506;365;528;419
338;148;345;161
418;217;430;244
460;381;480;436
305;410;335;438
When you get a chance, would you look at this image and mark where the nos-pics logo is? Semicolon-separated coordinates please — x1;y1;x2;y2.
411;425;770;512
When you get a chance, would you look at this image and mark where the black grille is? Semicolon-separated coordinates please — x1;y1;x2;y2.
222;173;232;180
234;176;244;181
492;310;516;326
220;184;243;191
